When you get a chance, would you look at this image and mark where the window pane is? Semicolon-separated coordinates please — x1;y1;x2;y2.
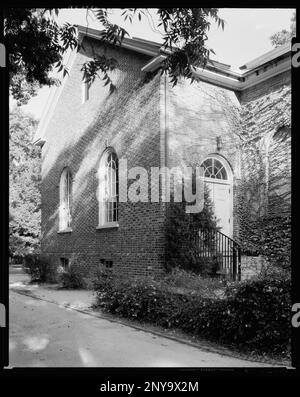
60;168;72;229
201;158;227;180
105;201;109;223
100;150;119;224
64;172;68;207
113;200;117;222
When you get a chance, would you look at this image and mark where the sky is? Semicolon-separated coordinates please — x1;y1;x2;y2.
14;8;295;119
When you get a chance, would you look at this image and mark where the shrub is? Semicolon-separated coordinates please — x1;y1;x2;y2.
95;273;183;327
220;271;291;353
23;253;57;283
93;269;291;356
59;266;86;289
165;186;221;274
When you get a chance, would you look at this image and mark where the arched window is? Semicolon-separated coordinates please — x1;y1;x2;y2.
59;167;72;231
201;157;228;180
98;149;119;227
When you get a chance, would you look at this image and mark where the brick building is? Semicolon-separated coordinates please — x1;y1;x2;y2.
34;26;291;278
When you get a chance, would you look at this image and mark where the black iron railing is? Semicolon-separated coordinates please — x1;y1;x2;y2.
192;227;241;281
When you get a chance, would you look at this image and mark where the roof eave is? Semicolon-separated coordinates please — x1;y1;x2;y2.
239;42;291;70
77;25;161;57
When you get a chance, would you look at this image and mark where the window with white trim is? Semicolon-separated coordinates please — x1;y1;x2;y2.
98;149;119;227
82;80;91;103
59;167;72;231
201;158;228;180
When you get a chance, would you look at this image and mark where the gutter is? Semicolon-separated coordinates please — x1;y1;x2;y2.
141;51;291;92
239;42;291;70
77;25;160;57
192;56;291;91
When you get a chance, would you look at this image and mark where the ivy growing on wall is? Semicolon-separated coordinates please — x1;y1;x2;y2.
237;92;291;269
237;159;291;269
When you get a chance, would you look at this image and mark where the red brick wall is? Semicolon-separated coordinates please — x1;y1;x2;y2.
239;70;291;103
41;37;166;276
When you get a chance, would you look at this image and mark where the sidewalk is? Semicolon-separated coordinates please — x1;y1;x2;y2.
9;269;95;312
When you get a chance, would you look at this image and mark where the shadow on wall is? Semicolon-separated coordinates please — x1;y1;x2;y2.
41;47;164;271
167;78;241;168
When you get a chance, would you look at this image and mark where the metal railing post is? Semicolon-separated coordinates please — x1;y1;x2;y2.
193;227;241;280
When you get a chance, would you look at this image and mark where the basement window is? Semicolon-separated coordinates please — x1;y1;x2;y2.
60;257;69;271
100;259;113;269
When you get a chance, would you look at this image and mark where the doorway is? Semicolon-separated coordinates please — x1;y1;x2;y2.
201;155;233;238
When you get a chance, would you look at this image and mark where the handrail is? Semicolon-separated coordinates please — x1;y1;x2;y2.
191;226;241;281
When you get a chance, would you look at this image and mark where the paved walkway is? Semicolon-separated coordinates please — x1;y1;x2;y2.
9;267;277;367
10;271;95;311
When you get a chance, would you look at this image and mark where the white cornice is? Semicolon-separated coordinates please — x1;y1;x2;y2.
193;56;291;91
77;25;161;57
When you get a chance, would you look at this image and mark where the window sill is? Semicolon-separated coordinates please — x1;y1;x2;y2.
96;222;119;230
58;228;72;234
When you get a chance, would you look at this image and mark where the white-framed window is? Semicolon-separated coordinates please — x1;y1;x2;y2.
59;167;72;231
82;80;91;103
98;149;119;228
201;157;228;180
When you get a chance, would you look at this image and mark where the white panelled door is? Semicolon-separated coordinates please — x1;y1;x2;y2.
201;156;233;238
206;181;232;237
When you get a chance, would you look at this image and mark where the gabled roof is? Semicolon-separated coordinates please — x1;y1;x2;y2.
33;25;291;145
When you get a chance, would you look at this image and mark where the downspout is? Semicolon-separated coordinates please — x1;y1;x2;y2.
159;72;168;270
159;72;168;170
164;72;168;169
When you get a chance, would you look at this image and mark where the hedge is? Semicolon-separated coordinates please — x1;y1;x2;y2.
94;269;291;356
